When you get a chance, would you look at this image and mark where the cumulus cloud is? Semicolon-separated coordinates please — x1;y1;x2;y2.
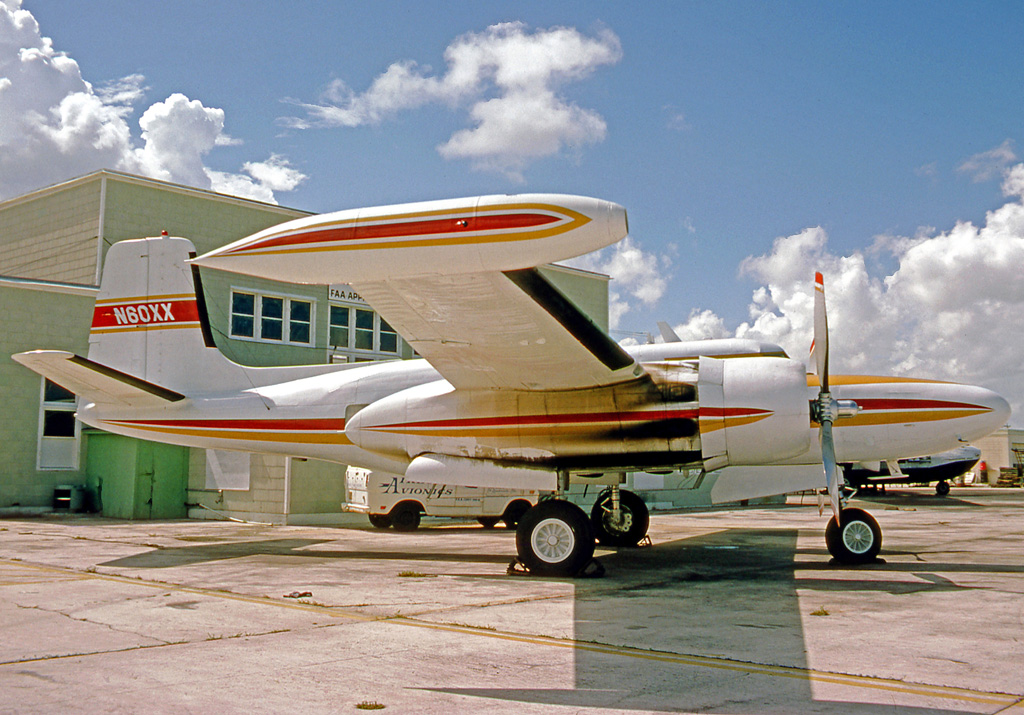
667;163;1024;419
0;0;304;202
957;139;1017;183
283;22;621;179
568;237;672;329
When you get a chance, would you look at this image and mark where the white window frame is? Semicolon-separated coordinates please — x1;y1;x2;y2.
229;288;315;346
37;378;80;471
328;301;403;360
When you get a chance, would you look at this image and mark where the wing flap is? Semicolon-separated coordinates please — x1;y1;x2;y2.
12;350;186;408
353;268;639;391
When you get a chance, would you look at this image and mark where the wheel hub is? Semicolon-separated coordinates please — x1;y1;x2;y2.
842;520;874;554
603;510;633;534
532;517;575;563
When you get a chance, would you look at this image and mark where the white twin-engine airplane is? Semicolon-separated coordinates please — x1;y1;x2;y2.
14;194;1010;576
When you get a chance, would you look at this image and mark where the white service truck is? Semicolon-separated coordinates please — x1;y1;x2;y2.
344;466;542;531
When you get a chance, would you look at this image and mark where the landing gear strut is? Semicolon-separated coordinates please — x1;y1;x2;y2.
590;487;650;547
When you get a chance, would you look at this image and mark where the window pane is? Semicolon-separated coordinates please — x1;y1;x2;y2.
379;319;398;352
232;292;255;316
329;326;349;347
262;296;283;319
231;315;254;337
44;380;75;403
290;300;311;323
355;309;374;330
43;410;76;437
330;305;349;327
290;322;310;343
262;317;283;341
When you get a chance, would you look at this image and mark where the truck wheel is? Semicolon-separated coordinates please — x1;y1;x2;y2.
515;500;595;577
502;500;531;529
390;502;422;531
590;489;650;547
368;514;392;529
935;481;950;496
477;517;500;528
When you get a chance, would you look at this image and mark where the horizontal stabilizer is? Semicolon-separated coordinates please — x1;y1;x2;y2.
12;350;186;408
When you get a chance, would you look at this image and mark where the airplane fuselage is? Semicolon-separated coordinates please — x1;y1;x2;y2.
78;340;1009;480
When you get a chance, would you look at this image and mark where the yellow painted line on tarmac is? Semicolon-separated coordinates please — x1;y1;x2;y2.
2;559;1021;708
0;559;377;624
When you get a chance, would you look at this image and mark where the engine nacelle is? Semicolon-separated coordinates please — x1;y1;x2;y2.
698;356;812;470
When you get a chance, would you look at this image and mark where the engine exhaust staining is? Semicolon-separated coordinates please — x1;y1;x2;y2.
503;267;634;373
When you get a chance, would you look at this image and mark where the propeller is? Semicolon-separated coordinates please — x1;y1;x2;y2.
810;272;859;522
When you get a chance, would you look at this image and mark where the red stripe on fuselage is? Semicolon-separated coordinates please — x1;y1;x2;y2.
853;398;988;412
230;213;561;254
370;408;700;431
113;418;345;431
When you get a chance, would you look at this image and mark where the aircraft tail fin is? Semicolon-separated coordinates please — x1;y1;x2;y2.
85;236;246;393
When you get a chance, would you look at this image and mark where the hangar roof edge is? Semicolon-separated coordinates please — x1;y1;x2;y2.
0;274;99;297
0;169;314;217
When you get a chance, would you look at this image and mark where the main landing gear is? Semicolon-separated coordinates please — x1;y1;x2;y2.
825;507;882;564
514;486;650;577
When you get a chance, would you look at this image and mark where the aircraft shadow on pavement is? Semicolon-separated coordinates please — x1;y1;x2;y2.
98;537;513;569
95;524;1018;712
433;526;1006;714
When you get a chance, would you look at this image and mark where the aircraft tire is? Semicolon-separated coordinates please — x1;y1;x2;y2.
390;501;422;531
825;507;882;565
367;514;392;529
502;500;531;529
935;481;951;496
590;489;650;547
516;500;595;577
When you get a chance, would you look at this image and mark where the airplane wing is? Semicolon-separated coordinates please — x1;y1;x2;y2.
354;267;638;391
12;350;186;408
193;193;641;392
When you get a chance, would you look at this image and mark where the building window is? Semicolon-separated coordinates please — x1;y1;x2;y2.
290;300;311;343
261;296;284;340
328;302;403;359
329;305;349;348
231;292;255;337
38;379;79;470
354;309;374;350
379;318;398;353
230;290;313;345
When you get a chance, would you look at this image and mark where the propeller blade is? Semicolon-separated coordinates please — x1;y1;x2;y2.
812;272;829;392
813;271;840;522
819;418;841;522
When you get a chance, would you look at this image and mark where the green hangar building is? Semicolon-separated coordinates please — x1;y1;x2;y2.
0;171;610;523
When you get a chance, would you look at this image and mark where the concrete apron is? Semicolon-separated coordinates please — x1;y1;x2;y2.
2;487;1023;714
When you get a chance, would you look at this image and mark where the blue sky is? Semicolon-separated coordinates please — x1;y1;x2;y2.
4;1;1024;418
